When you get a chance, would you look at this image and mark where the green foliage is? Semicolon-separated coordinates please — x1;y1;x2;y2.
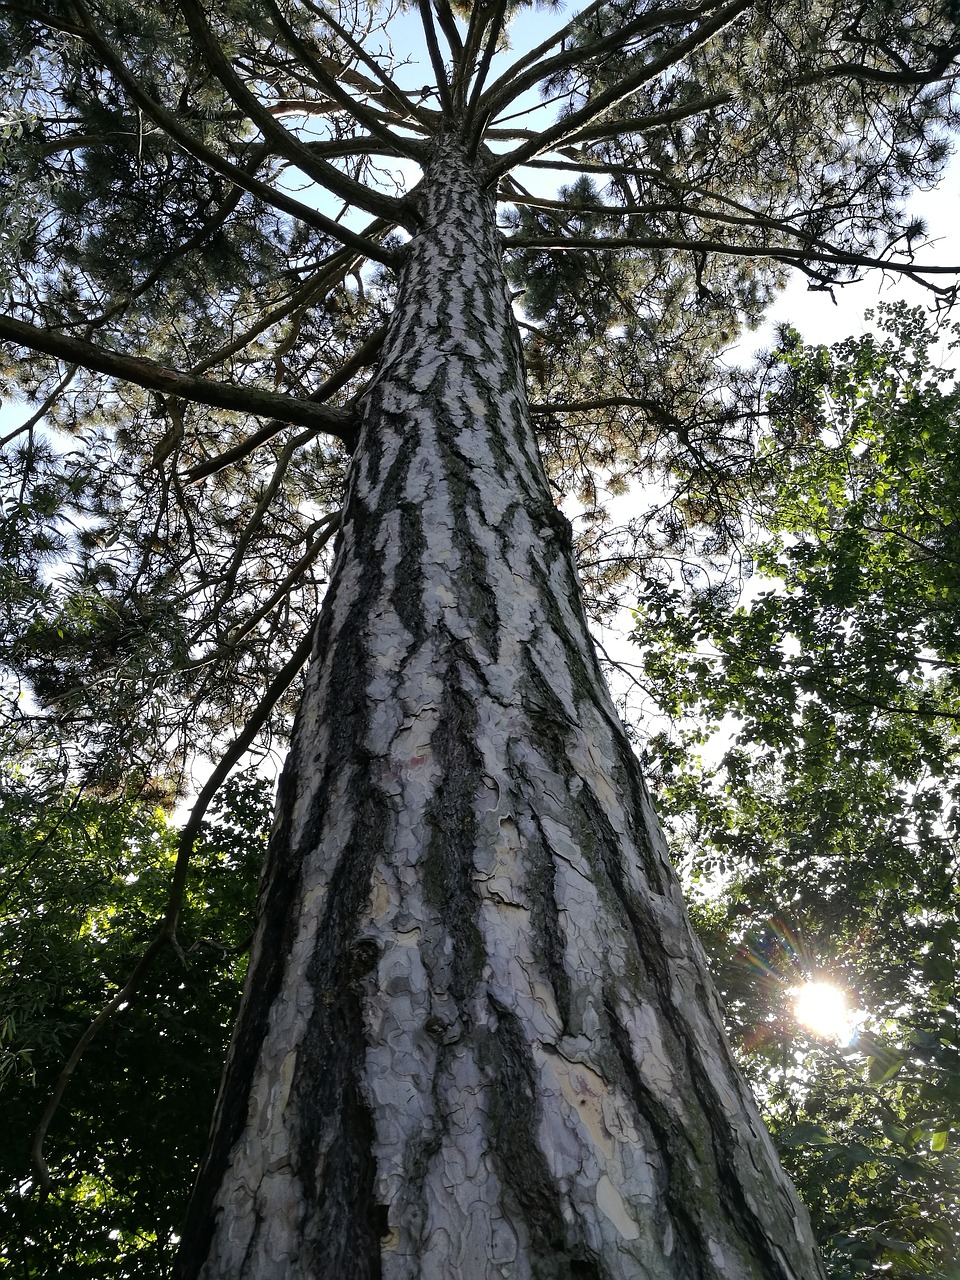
635;304;960;1276
0;772;269;1277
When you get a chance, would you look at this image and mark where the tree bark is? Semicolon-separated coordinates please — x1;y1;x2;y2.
176;140;826;1280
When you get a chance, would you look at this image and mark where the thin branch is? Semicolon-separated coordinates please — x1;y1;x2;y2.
500;187;884;261
0;313;357;443
530;395;676;418
61;1;400;261
177;0;414;222
187;229;389;377
187;514;340;667
183;324;383;481
260;0;428;161
503;234;960;294
0;365;78;448
487;0;753;179
29;621;316;1198
298;0;436;129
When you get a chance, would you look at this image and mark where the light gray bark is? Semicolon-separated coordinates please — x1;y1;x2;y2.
176;140;826;1280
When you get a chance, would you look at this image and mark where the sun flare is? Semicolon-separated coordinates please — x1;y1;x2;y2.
792;981;854;1041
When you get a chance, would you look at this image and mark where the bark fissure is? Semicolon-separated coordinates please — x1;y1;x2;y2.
177;138;826;1280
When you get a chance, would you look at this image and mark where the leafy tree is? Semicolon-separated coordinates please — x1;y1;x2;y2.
0;772;269;1278
2;1;960;1275
635;303;960;1277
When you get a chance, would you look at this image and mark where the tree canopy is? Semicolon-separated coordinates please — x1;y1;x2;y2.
3;0;959;795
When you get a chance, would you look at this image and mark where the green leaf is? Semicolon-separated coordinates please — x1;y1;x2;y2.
867;1053;907;1085
777;1122;834;1147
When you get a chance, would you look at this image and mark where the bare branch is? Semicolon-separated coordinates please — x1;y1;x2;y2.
187;514;341;667
0;365;78;448
298;0;436;129
531;395;678;418
417;0;455;116
260;0;428;161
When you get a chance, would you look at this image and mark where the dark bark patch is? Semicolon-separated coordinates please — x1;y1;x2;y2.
607;1008;703;1280
485;1000;609;1280
421;663;485;1001
293;788;389;1280
437;434;501;660
393;498;428;642
528;834;573;1033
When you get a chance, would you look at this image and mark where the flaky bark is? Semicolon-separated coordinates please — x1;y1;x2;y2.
176;140;825;1280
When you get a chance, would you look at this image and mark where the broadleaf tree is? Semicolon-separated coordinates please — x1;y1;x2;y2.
0;771;270;1279
634;303;960;1277
2;1;960;1275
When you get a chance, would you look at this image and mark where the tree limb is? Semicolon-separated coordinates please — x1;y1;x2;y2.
182;325;382;480
417;0;455;116
0;313;357;443
503;234;960;294
177;0;415;223
298;0;436;129
487;0;753;179
479;0;729;125
57;0;401;261
259;0;428;161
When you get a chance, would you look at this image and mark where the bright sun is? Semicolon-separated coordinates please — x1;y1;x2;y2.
792;981;854;1041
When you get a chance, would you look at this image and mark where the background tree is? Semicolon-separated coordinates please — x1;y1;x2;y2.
0;771;269;1278
635;303;960;1278
2;1;960;1276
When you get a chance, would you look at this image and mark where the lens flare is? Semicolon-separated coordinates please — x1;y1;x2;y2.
792;981;853;1041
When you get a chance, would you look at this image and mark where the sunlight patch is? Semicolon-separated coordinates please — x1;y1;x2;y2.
792;981;854;1042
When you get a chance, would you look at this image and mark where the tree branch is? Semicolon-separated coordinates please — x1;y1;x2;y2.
487;0;753;179
298;0;436;129
182;325;382;482
503;234;960;295
0;365;78;449
475;0;610;118
260;0;428;161
0;314;357;444
530;395;676;418
479;0;729;125
186;514;340;667
59;0;401;261
417;0;455;116
177;0;415;223
464;0;511;145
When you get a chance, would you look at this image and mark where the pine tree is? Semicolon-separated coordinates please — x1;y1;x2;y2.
2;2;959;1275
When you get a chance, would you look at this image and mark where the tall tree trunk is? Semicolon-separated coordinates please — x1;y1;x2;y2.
176;141;825;1280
